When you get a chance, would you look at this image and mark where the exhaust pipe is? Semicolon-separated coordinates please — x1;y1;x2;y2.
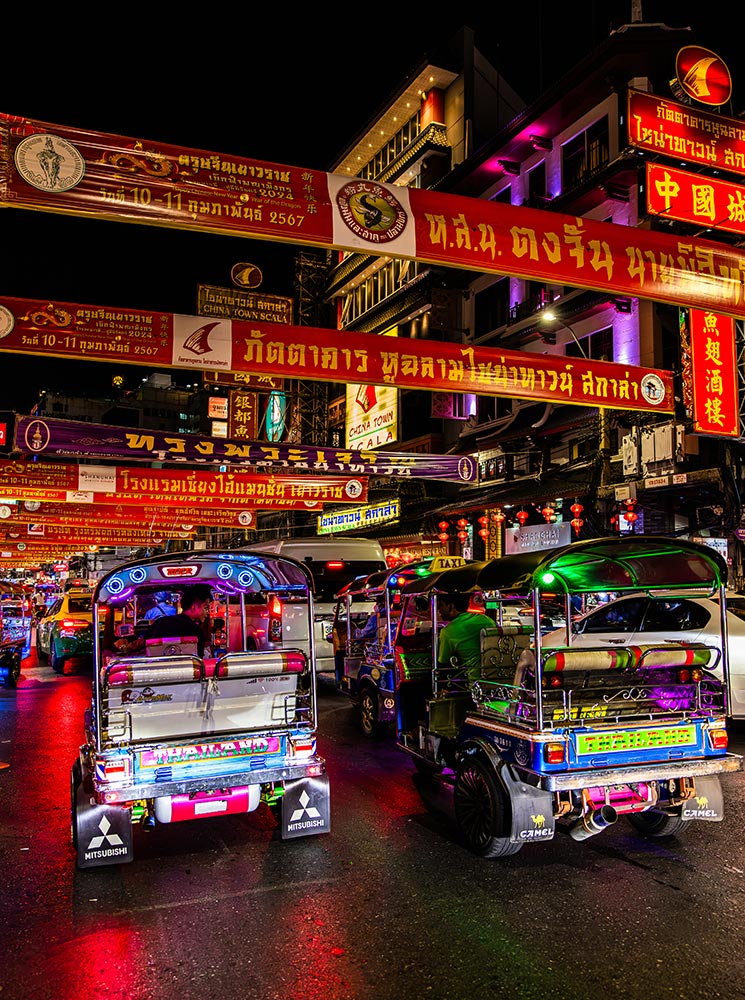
569;804;618;841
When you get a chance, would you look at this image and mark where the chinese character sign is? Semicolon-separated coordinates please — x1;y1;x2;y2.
688;310;739;437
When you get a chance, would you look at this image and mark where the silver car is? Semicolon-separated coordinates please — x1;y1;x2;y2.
543;594;745;720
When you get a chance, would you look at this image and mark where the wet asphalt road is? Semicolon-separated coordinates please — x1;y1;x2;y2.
2;651;745;1000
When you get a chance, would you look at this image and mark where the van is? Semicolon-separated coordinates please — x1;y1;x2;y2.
240;537;386;673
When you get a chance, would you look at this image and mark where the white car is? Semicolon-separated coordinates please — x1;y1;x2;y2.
542;594;745;720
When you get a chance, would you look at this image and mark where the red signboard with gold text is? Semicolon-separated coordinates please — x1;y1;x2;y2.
646;163;745;238
0;460;366;507
0;501;262;529
628;89;745;176
688;310;739;437
2;112;745;319
0;295;674;414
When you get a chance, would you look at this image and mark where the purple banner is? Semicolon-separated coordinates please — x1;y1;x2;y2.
13;416;477;483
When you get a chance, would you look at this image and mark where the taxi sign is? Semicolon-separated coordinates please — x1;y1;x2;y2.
428;556;467;572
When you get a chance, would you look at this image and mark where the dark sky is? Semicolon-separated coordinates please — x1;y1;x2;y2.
2;2;743;412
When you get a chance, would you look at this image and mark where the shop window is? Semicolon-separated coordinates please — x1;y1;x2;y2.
561;116;609;190
566;325;614;362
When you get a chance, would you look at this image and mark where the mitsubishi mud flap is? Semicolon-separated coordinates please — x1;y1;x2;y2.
73;781;134;869
279;773;331;839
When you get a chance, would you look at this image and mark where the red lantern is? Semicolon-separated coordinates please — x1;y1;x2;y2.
571;517;584;536
624;510;638;524
478;528;490;539
477;515;488;526
438;520;450;532
438;532;449;543
457;530;468;542
541;505;555;523
570;502;584;518
516;510;529;526
492;510;505;525
456;518;469;529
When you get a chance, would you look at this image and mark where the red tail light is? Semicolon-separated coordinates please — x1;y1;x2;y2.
544;742;566;764
61;618;89;629
268;595;282;641
709;728;728;750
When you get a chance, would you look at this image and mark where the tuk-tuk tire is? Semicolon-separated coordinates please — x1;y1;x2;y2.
35;630;47;661
357;684;386;739
628;810;688;839
454;755;522;858
71;759;82;850
50;646;65;674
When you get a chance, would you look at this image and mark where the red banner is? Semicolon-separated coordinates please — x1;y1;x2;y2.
628;89;745;177
1;524;190;545
1;112;744;319
0;460;366;507
0;501;261;529
0;295;674;414
689;310;739;437
646;163;745;238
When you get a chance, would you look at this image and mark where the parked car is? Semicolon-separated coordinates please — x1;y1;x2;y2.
543;593;745;719
36;588;94;673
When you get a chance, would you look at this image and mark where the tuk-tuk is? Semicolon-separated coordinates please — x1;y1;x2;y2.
71;549;330;869
332;556;467;737
393;536;742;857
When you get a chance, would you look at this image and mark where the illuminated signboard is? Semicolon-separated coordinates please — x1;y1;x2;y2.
646;163;745;238
317;499;400;535
688;309;739;437
346;383;398;450
674;46;732;107
628;89;745;176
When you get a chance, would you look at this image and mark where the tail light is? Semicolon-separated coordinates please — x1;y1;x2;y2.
677;667;704;683
268;595;282;642
544;742;566;764
59;618;90;635
542;673;564;689
709;727;728;750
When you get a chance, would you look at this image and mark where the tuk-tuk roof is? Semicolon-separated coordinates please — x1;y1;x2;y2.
334;557;468;601
399;536;728;598
94;549;314;604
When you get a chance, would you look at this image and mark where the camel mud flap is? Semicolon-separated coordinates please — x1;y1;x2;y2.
681;775;724;822
279;774;331;839
74;782;134;868
499;762;556;844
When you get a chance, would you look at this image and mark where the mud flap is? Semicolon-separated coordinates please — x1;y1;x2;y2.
681;775;724;822
279;774;331;839
499;763;556;844
74;783;134;868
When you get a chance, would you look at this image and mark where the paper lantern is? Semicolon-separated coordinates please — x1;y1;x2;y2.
477;515;488;526
438;520;450;532
456;518;469;529
541;505;555;523
438;532;449;543
516;510;529;526
478;528;490;539
624;510;638;524
492;510;505;525
457;530;468;542
570;502;584;518
570;517;584;537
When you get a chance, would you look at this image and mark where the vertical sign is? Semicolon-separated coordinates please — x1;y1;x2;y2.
228;391;259;440
689;310;739;437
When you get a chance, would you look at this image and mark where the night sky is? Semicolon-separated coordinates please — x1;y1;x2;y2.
2;2;743;411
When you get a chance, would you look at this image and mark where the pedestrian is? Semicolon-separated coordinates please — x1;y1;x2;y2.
436;592;488;682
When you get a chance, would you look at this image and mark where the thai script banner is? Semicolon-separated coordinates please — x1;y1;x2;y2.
317;499;401;535
0;296;674;414
0;460;367;506
1;111;744;319
1;524;190;545
0;500;263;528
628;90;745;176
689;310;739;436
12;415;476;482
646;163;745;238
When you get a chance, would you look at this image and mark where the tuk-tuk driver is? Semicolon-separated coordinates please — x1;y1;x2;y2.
436;593;488;681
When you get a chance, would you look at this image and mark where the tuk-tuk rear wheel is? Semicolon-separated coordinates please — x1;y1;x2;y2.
628;810;688;838
454;756;522;858
358;685;386;738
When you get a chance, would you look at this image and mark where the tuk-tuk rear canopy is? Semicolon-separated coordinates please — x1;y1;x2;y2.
400;536;727;598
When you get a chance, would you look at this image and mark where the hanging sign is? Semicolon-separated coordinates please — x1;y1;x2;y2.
646;163;745;238
2;112;745;318
5;500;262;528
0;296;674;414
0;460;367;507
12;415;477;482
688;310;739;437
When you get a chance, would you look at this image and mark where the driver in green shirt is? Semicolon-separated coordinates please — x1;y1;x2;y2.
436;592;488;682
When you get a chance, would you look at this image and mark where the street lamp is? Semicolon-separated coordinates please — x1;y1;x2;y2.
539;310;588;359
